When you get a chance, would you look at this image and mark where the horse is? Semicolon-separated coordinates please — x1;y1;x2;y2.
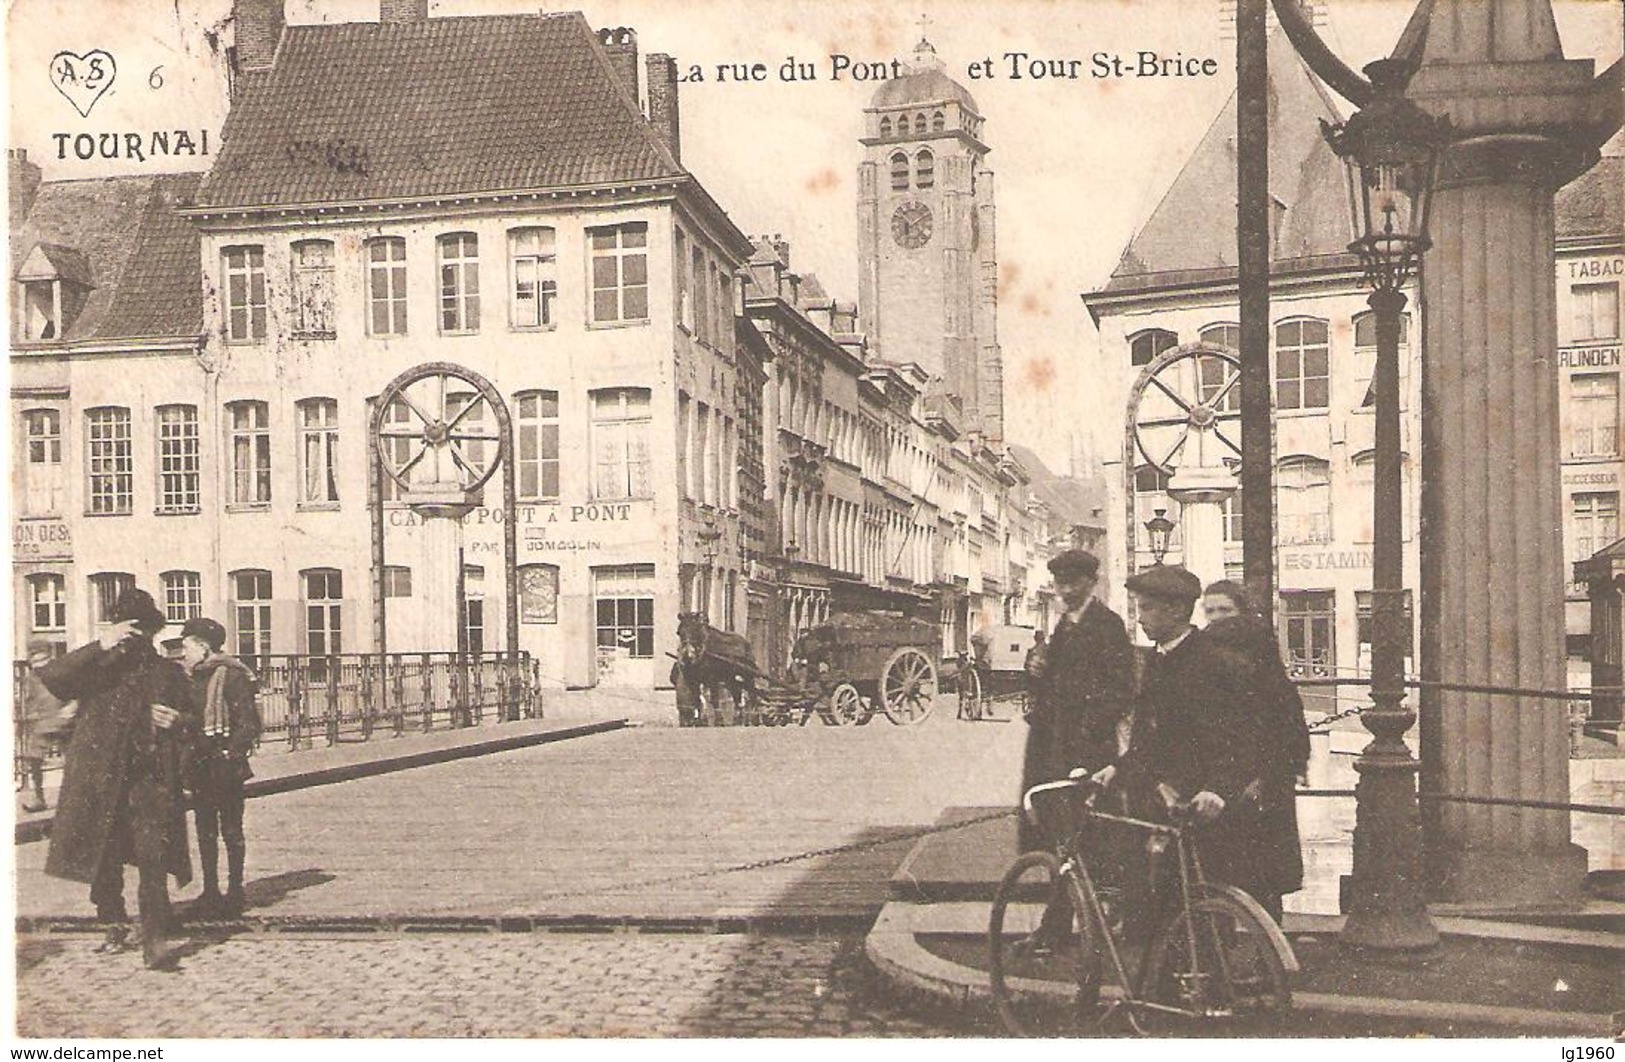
674;612;761;726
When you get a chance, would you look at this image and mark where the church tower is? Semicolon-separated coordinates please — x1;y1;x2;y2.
857;38;1002;438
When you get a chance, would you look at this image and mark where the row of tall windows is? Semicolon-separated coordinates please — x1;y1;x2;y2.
21;388;651;517
222;223;646;343
673;228;736;348
1129;315;1401;413
675;392;738;509
1134;453;1414;551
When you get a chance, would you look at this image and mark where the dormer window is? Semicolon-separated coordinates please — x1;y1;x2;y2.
22;281;56;339
15;242;91;342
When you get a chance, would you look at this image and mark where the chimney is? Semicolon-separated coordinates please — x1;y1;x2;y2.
597;27;639;105
9;149;41;229
231;0;284;76
380;0;428;24
645;53;681;162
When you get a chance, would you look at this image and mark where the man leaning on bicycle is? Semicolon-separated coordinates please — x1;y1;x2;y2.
1091;564;1283;920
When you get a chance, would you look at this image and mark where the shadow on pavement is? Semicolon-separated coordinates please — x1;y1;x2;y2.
242;868;337;912
15;937;66;975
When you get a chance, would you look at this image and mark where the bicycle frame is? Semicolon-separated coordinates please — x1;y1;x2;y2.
1022;778;1244;1028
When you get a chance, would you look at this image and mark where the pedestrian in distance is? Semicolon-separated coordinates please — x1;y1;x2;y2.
37;589;199;970
1201;579;1310;922
17;639;63;813
172;617;262;919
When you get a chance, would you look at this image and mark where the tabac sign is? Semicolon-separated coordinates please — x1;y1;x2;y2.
13;518;72;561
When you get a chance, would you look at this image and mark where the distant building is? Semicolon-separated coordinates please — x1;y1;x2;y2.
10;161;205;655
1084;30;1621;700
9;5;1098;696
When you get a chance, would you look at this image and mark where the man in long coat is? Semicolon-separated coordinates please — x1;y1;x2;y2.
1020;549;1133;852
40;589;198;969
1109;566;1273;903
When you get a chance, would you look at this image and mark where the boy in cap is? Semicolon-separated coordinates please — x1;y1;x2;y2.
175;617;261;918
37;588;198;969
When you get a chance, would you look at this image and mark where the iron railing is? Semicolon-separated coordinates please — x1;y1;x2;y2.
13;651;542;782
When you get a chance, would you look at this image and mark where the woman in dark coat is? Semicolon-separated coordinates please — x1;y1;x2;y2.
40;589;198;968
1201;579;1311;921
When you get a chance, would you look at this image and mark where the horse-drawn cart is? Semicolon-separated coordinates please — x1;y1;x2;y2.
675;610;940;727
761;612;940;727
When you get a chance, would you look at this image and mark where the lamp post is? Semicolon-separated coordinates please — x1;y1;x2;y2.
1322;59;1450;953
1144;507;1176;567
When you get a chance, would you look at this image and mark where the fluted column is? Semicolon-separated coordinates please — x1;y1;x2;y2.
1412;25;1600;899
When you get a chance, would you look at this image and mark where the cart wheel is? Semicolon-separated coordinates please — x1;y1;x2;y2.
829;683;863;726
879;647;937;725
958;666;984;721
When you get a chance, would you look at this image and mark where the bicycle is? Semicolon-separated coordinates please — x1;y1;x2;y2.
987;776;1297;1036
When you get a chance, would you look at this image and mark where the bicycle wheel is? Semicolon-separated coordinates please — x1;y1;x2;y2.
987;852;1099;1036
1135;892;1291;1035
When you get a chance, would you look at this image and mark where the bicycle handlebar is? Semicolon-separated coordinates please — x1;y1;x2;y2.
1020;776;1100;818
1021;776;1195;835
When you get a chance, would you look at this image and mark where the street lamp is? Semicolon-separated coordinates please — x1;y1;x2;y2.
1322;58;1451;954
1144;507;1176;566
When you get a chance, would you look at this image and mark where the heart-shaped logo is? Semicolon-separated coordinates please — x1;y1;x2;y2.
50;50;117;118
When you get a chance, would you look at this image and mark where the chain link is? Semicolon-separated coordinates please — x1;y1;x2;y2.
1305;702;1365;735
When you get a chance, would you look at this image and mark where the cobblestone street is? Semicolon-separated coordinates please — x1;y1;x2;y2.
15;931;971;1038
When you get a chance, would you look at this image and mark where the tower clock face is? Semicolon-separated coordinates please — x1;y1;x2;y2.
891;201;933;249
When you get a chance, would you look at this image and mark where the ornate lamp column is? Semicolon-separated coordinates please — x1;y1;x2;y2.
1323;59;1449;952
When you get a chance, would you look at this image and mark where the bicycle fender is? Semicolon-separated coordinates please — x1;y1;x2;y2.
1204;883;1301;974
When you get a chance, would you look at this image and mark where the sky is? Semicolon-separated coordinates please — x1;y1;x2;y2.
8;0;1622;469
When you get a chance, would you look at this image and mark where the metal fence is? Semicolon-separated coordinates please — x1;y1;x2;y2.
13;651;542;782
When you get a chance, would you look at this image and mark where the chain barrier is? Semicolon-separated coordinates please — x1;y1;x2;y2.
522;807;1017;904
1295;673;1623;701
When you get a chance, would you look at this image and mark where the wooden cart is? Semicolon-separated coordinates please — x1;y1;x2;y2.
771;612;940;726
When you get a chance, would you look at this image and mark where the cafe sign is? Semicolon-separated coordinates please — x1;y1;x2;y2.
13;518;72;562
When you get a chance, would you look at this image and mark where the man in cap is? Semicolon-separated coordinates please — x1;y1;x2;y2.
174;617;261;918
1020;549;1133;850
37;588;198;969
1014;549;1133;972
1101;565;1268;904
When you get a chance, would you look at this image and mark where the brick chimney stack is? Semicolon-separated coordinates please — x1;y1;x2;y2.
597;28;639;105
645;53;681;163
231;0;284;75
381;0;428;24
9;149;41;229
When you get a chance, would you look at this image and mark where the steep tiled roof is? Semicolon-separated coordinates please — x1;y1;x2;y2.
1104;31;1355;290
10;173;202;342
196;12;684;210
1556;155;1623;240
